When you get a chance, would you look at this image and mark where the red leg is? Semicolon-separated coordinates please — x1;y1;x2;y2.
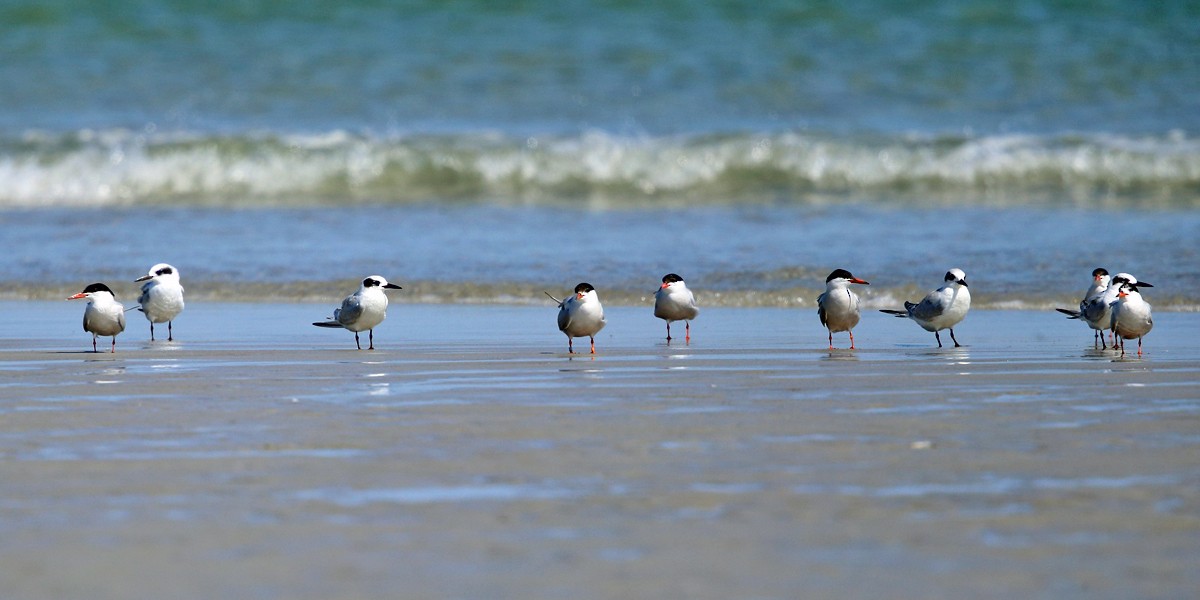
685;321;690;344
590;336;596;354
849;330;856;350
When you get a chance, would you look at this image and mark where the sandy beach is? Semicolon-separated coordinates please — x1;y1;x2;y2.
1;302;1197;599
5;2;1198;598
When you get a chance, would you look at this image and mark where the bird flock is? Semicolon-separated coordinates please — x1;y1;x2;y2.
67;265;1153;357
1053;268;1155;356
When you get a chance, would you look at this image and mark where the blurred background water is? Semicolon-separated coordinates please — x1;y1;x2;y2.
1;1;1197;306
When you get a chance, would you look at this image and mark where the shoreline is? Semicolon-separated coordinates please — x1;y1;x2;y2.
2;285;1198;312
3;302;1196;354
2;304;1197;599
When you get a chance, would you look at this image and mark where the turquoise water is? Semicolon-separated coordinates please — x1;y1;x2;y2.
4;1;1197;136
0;1;1197;304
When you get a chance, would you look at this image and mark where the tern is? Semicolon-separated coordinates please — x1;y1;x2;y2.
653;273;699;344
1112;282;1153;357
880;268;971;348
135;263;185;341
547;282;606;354
312;276;402;350
1055;267;1111;347
1072;282;1123;349
1064;273;1153;350
68;283;126;353
817;268;869;349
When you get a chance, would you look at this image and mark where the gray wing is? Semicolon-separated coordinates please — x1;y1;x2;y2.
137;281;153;307
1080;296;1111;324
906;292;947;321
336;294;365;327
816;291;828;327
556;303;571;332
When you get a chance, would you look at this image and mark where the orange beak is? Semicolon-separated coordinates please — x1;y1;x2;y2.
851;278;869;285
576;292;585;300
660;282;669;289
67;293;87;300
1118;290;1128;298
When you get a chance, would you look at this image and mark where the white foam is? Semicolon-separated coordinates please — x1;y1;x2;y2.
1;128;1197;206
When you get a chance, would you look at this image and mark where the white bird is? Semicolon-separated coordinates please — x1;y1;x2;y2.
1074;282;1123;349
1063;272;1154;350
1112;282;1153;357
653;273;699;344
68;282;126;353
817;268;869;349
880;268;971;348
135;263;185;341
1056;267;1111;347
548;282;606;354
312;276;402;350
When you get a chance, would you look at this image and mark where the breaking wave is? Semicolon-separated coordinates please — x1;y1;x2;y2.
2;128;1198;207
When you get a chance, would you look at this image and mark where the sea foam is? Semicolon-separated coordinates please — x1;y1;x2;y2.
1;129;1197;207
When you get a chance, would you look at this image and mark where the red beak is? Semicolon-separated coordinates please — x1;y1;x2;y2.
851;278;870;285
67;293;87;300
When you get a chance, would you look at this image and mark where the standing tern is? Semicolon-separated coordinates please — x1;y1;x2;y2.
68;283;126;353
135;263;185;341
1060;272;1153;350
880;268;971;348
1112;282;1153;357
1055;267;1111;347
547;282;606;354
653;273;698;344
312;276;402;350
1073;282;1123;349
817;268;869;349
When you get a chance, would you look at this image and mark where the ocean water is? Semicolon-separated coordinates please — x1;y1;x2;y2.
1;1;1198;307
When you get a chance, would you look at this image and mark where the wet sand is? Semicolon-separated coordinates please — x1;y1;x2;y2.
1;302;1198;599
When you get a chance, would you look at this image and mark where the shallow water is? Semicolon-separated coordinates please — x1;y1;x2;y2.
4;204;1198;309
1;304;1197;598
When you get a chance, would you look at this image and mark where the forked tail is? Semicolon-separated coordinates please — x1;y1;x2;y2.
1055;308;1082;319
